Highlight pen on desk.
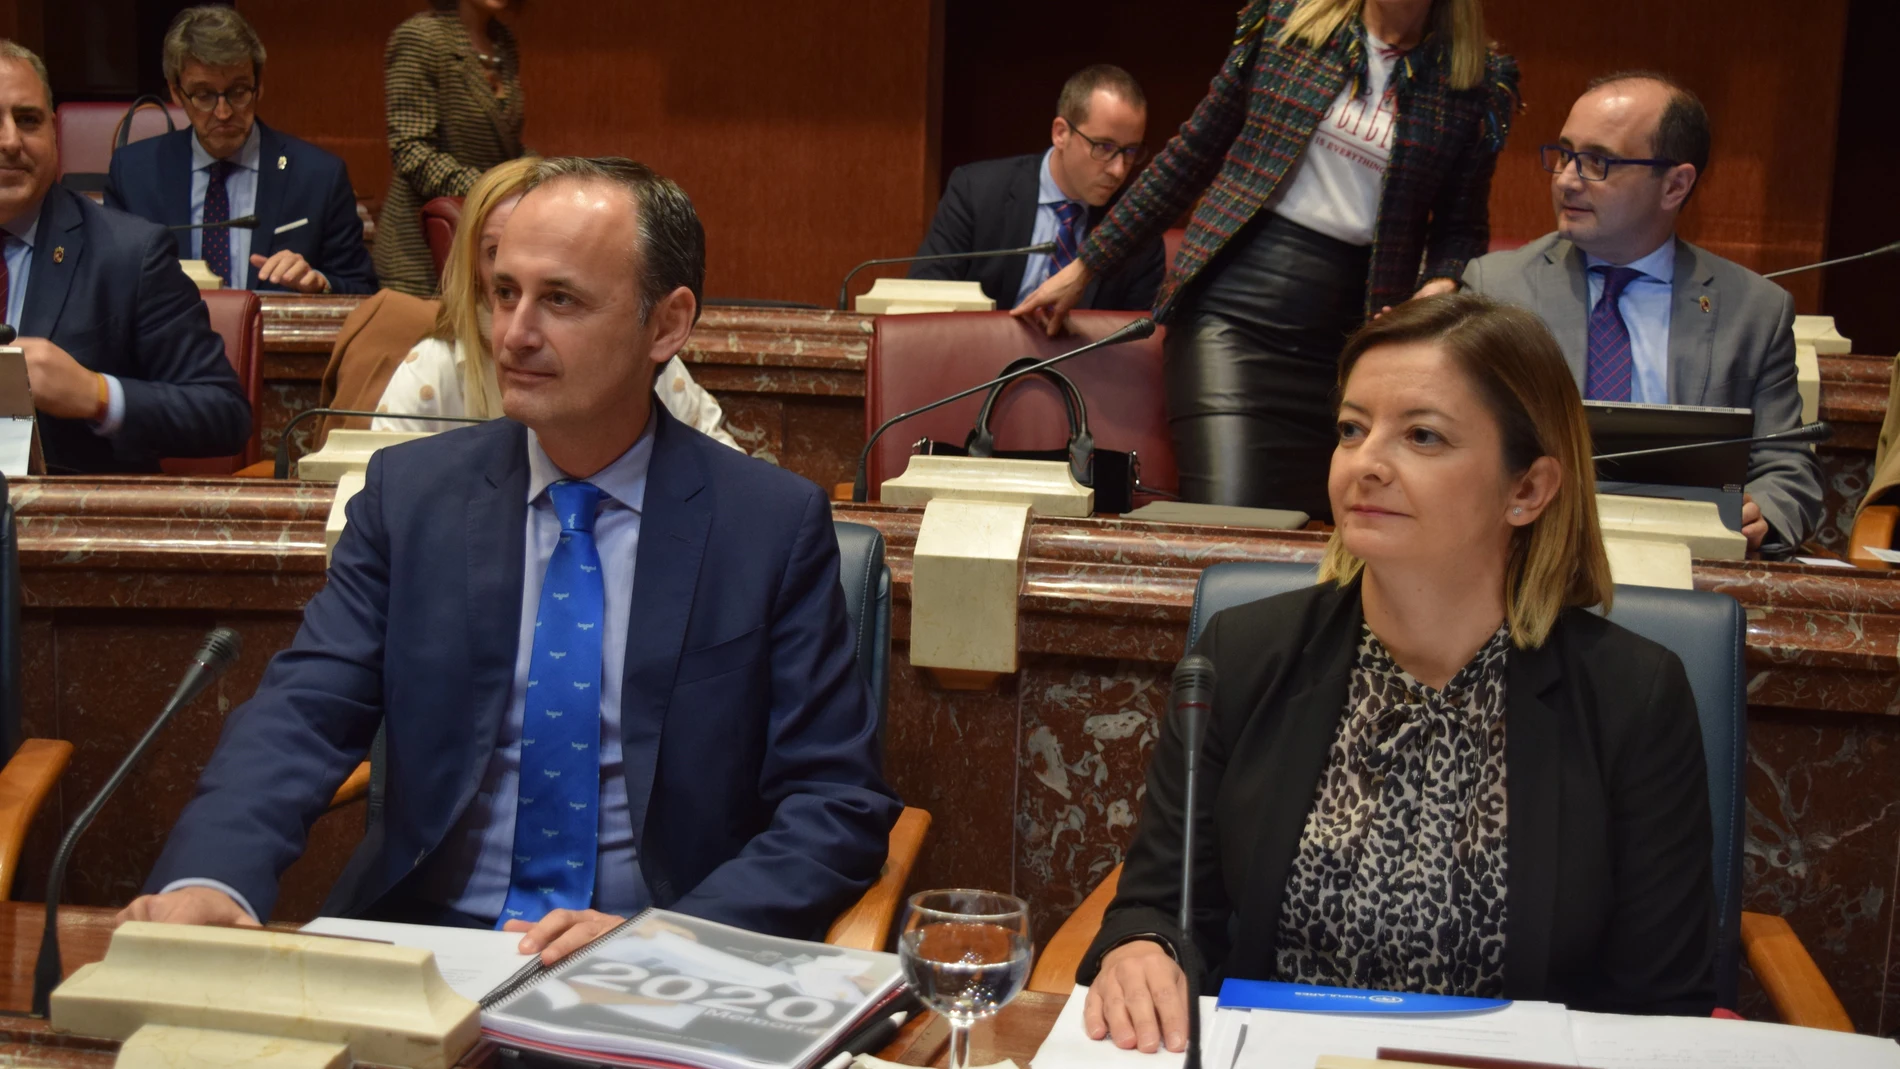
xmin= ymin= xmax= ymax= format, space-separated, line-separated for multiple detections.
xmin=821 ymin=1010 xmax=910 ymax=1069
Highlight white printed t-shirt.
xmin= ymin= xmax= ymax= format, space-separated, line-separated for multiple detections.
xmin=1271 ymin=40 xmax=1404 ymax=247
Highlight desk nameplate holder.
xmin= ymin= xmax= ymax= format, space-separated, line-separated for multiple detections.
xmin=1792 ymin=315 xmax=1849 ymax=427
xmin=1597 ymin=491 xmax=1745 ymax=590
xmin=296 ymin=429 xmax=434 ymax=559
xmin=0 ymin=346 xmax=45 ymax=477
xmin=50 ymin=921 xmax=479 ymax=1069
xmin=881 ymin=455 xmax=1092 ymax=688
xmin=854 ymin=278 xmax=995 ymax=315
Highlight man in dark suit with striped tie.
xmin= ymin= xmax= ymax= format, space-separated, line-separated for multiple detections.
xmin=910 ymin=65 xmax=1166 ymax=313
xmin=105 ymin=6 xmax=376 ymax=295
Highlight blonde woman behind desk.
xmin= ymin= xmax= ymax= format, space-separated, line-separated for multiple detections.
xmin=373 ymin=158 xmax=737 ymax=447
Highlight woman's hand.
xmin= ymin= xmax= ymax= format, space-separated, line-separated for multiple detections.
xmin=1011 ymin=260 xmax=1096 ymax=337
xmin=1082 ymin=939 xmax=1190 ymax=1053
xmin=1373 ymin=276 xmax=1460 ymax=320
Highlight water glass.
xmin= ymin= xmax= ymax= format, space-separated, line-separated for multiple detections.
xmin=897 ymin=889 xmax=1032 ymax=1069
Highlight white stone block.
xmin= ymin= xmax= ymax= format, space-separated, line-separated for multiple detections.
xmin=908 ymin=498 xmax=1031 ymax=675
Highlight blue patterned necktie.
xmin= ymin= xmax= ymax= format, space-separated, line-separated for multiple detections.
xmin=1584 ymin=266 xmax=1643 ymax=402
xmin=203 ymin=159 xmax=233 ymax=286
xmin=1048 ymin=201 xmax=1085 ymax=279
xmin=500 ymin=480 xmax=606 ymax=926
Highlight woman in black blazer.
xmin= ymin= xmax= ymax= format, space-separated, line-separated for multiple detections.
xmin=1078 ymin=293 xmax=1717 ymax=1054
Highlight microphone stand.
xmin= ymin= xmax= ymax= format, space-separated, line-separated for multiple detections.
xmin=1595 ymin=421 xmax=1833 ymax=462
xmin=848 ymin=318 xmax=1155 ymax=503
xmin=167 ymin=213 xmax=259 ymax=232
xmin=31 ymin=629 xmax=243 ymax=1018
xmin=273 ymin=407 xmax=488 ymax=479
xmin=835 ymin=242 xmax=1056 ymax=311
xmin=1763 ymin=241 xmax=1900 ymax=279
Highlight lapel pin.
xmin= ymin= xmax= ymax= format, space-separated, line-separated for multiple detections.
xmin=277 ymin=155 xmax=287 ymax=170
xmin=52 ymin=246 xmax=63 ymax=264
xmin=1699 ymin=295 xmax=1711 ymax=314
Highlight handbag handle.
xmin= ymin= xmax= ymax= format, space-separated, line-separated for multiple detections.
xmin=965 ymin=357 xmax=1095 ymax=485
xmin=113 ymin=95 xmax=179 ymax=151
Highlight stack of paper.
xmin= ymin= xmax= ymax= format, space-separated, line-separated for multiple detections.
xmin=1030 ymin=985 xmax=1900 ymax=1069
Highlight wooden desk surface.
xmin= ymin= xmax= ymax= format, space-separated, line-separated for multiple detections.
xmin=0 ymin=902 xmax=1064 ymax=1069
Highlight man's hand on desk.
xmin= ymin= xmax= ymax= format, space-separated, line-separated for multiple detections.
xmin=18 ymin=338 xmax=106 ymax=420
xmin=250 ymin=250 xmax=331 ymax=294
xmin=1741 ymin=494 xmax=1768 ymax=555
xmin=116 ymin=885 xmax=259 ymax=927
xmin=1085 ymin=938 xmax=1189 ymax=1054
xmin=504 ymin=907 xmax=626 ymax=966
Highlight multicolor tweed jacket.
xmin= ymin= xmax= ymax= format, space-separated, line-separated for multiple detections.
xmin=1080 ymin=0 xmax=1520 ymax=322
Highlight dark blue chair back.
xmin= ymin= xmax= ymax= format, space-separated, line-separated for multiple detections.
xmin=1188 ymin=561 xmax=1747 ymax=1009
xmin=832 ymin=521 xmax=892 ymax=741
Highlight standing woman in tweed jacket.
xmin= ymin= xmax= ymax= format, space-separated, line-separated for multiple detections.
xmin=1016 ymin=0 xmax=1518 ymax=520
xmin=373 ymin=0 xmax=526 ymax=297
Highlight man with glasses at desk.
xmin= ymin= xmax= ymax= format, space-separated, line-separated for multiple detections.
xmin=1463 ymin=71 xmax=1820 ymax=555
xmin=909 ymin=64 xmax=1165 ymax=313
xmin=106 ymin=6 xmax=377 ymax=295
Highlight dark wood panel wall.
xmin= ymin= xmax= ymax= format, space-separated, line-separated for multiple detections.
xmin=941 ymin=0 xmax=1853 ymax=315
xmin=236 ymin=0 xmax=945 ymax=307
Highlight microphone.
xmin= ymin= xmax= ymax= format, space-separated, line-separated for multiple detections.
xmin=835 ymin=242 xmax=1057 ymax=311
xmin=1594 ymin=420 xmax=1833 ymax=462
xmin=32 ymin=627 xmax=242 ymax=1018
xmin=273 ymin=407 xmax=488 ymax=479
xmin=849 ymin=316 xmax=1156 ymax=503
xmin=1171 ymin=653 xmax=1215 ymax=1069
xmin=1763 ymin=240 xmax=1900 ymax=280
xmin=167 ymin=214 xmax=258 ymax=232
xmin=0 ymin=324 xmax=15 ymax=345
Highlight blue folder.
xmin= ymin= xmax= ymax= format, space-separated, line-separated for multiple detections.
xmin=1217 ymin=979 xmax=1509 ymax=1015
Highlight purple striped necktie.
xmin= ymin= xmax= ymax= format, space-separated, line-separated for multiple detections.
xmin=1048 ymin=201 xmax=1085 ymax=278
xmin=1584 ymin=265 xmax=1644 ymax=402
xmin=203 ymin=160 xmax=234 ymax=287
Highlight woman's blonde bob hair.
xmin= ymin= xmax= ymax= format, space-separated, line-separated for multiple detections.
xmin=1279 ymin=0 xmax=1489 ymax=91
xmin=1318 ymin=292 xmax=1614 ymax=647
xmin=433 ymin=155 xmax=540 ymax=419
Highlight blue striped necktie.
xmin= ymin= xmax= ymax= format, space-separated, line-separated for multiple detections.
xmin=1049 ymin=201 xmax=1085 ymax=279
xmin=500 ymin=479 xmax=606 ymax=926
xmin=1585 ymin=266 xmax=1643 ymax=402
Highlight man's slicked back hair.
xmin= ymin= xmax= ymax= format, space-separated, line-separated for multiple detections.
xmin=0 ymin=41 xmax=52 ymax=111
xmin=522 ymin=156 xmax=707 ymax=325
xmin=163 ymin=5 xmax=268 ymax=84
xmin=1057 ymin=64 xmax=1146 ymax=128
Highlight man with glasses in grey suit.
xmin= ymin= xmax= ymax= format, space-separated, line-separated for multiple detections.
xmin=1464 ymin=71 xmax=1820 ymax=556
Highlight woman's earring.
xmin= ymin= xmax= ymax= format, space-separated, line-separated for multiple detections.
xmin=1512 ymin=507 xmax=1524 ymax=517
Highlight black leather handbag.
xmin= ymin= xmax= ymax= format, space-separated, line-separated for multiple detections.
xmin=912 ymin=358 xmax=1139 ymax=514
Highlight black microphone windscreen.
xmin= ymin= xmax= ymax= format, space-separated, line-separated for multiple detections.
xmin=1118 ymin=317 xmax=1158 ymax=341
xmin=196 ymin=627 xmax=242 ymax=671
xmin=1171 ymin=653 xmax=1216 ymax=708
xmin=0 ymin=324 xmax=15 ymax=345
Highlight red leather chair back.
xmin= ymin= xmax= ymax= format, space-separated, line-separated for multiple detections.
xmin=162 ymin=289 xmax=262 ymax=475
xmin=55 ymin=101 xmax=190 ymax=184
xmin=422 ymin=197 xmax=465 ymax=276
xmin=865 ymin=311 xmax=1175 ymax=507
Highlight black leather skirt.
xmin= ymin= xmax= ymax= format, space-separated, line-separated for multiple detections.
xmin=1164 ymin=212 xmax=1370 ymax=521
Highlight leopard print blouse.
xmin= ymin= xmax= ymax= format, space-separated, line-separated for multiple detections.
xmin=1272 ymin=623 xmax=1512 ymax=996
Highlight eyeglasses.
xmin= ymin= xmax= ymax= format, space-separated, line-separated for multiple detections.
xmin=1539 ymin=144 xmax=1677 ymax=182
xmin=179 ymin=85 xmax=256 ymax=113
xmin=1068 ymin=126 xmax=1146 ymax=165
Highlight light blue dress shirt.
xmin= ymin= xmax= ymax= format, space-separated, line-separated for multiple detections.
xmin=2 ymin=207 xmax=35 ymax=329
xmin=3 ymin=205 xmax=125 ymax=434
xmin=1015 ymin=149 xmax=1088 ymax=306
xmin=190 ymin=124 xmax=260 ymax=290
xmin=167 ymin=422 xmax=652 ymax=924
xmin=1584 ymin=239 xmax=1676 ymax=406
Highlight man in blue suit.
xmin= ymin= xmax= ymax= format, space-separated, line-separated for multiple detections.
xmin=0 ymin=43 xmax=250 ymax=474
xmin=106 ymin=6 xmax=376 ymax=295
xmin=124 ymin=157 xmax=899 ymax=960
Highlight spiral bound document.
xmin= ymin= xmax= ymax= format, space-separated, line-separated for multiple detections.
xmin=310 ymin=909 xmax=906 ymax=1069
